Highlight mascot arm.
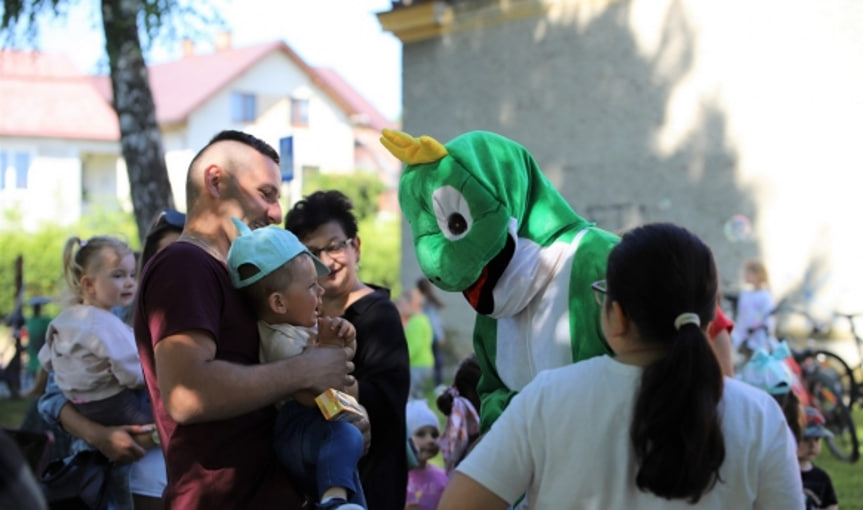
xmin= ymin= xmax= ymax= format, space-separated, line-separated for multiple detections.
xmin=473 ymin=314 xmax=517 ymax=434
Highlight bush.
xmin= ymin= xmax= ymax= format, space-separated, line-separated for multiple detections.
xmin=0 ymin=208 xmax=138 ymax=317
xmin=357 ymin=215 xmax=401 ymax=297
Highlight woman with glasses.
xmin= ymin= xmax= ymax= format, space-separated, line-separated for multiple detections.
xmin=285 ymin=190 xmax=410 ymax=510
xmin=439 ymin=223 xmax=803 ymax=509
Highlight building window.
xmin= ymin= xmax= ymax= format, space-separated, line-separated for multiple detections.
xmin=0 ymin=150 xmax=30 ymax=190
xmin=231 ymin=92 xmax=257 ymax=122
xmin=291 ymin=98 xmax=309 ymax=127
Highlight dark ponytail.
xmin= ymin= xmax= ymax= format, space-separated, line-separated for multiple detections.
xmin=437 ymin=353 xmax=481 ymax=416
xmin=607 ymin=223 xmax=725 ymax=503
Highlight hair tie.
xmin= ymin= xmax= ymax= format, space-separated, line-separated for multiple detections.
xmin=674 ymin=313 xmax=701 ymax=330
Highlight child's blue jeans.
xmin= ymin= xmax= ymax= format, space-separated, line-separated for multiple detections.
xmin=274 ymin=400 xmax=366 ymax=507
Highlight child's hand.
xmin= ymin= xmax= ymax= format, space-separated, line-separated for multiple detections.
xmin=317 ymin=316 xmax=357 ymax=359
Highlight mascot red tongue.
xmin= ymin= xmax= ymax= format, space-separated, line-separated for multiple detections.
xmin=382 ymin=128 xmax=618 ymax=432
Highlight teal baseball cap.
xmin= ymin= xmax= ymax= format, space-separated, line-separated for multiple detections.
xmin=227 ymin=217 xmax=329 ymax=288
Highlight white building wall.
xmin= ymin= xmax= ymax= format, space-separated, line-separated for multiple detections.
xmin=0 ymin=137 xmax=118 ymax=230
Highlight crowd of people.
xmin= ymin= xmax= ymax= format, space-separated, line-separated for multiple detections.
xmin=1 ymin=129 xmax=840 ymax=510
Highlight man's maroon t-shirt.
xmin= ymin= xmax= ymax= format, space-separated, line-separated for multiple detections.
xmin=134 ymin=242 xmax=301 ymax=509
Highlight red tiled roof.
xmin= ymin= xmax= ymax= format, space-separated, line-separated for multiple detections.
xmin=0 ymin=50 xmax=119 ymax=140
xmin=1 ymin=41 xmax=394 ymax=140
xmin=311 ymin=67 xmax=397 ymax=131
xmin=94 ymin=40 xmax=395 ymax=130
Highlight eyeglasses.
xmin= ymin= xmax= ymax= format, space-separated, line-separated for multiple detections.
xmin=591 ymin=279 xmax=607 ymax=306
xmin=308 ymin=238 xmax=353 ymax=259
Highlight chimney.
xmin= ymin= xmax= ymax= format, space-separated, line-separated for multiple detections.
xmin=182 ymin=38 xmax=195 ymax=57
xmin=215 ymin=31 xmax=232 ymax=51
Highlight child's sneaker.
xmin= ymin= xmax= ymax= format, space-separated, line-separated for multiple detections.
xmin=315 ymin=498 xmax=364 ymax=510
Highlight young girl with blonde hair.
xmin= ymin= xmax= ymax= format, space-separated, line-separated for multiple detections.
xmin=731 ymin=258 xmax=777 ymax=359
xmin=40 ymin=236 xmax=151 ymax=426
xmin=39 ymin=235 xmax=166 ymax=509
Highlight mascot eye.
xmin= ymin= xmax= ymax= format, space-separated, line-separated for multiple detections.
xmin=448 ymin=214 xmax=467 ymax=235
xmin=432 ymin=185 xmax=473 ymax=241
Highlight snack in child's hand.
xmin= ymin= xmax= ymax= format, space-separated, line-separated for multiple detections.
xmin=315 ymin=388 xmax=364 ymax=421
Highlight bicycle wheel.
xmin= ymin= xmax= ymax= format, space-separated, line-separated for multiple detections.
xmin=810 ymin=370 xmax=860 ymax=462
xmin=813 ymin=350 xmax=859 ymax=409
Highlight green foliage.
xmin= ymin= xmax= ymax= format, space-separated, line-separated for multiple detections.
xmin=357 ymin=215 xmax=401 ymax=296
xmin=0 ymin=0 xmax=222 ymax=54
xmin=303 ymin=171 xmax=386 ymax=223
xmin=302 ymin=171 xmax=400 ymax=295
xmin=0 ymin=208 xmax=138 ymax=317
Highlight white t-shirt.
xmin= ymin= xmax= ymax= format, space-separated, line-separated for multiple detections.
xmin=257 ymin=321 xmax=314 ymax=362
xmin=732 ymin=289 xmax=776 ymax=351
xmin=457 ymin=356 xmax=803 ymax=509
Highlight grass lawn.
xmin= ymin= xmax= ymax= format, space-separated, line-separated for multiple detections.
xmin=818 ymin=405 xmax=863 ymax=509
xmin=0 ymin=395 xmax=35 ymax=428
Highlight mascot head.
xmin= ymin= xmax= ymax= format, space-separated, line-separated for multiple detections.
xmin=383 ymin=129 xmax=587 ymax=314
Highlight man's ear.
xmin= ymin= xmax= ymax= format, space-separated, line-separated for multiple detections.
xmin=267 ymin=291 xmax=287 ymax=315
xmin=353 ymin=236 xmax=361 ymax=262
xmin=203 ymin=164 xmax=223 ymax=197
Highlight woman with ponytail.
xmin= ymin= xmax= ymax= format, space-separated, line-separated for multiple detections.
xmin=439 ymin=223 xmax=803 ymax=509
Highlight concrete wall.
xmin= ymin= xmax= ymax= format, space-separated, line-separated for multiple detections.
xmin=391 ymin=0 xmax=863 ymax=356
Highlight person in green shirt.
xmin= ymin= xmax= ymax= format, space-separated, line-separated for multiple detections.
xmin=398 ymin=289 xmax=434 ymax=399
xmin=24 ymin=297 xmax=52 ymax=389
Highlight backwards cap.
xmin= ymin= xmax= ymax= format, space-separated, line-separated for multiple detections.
xmin=226 ymin=217 xmax=328 ymax=288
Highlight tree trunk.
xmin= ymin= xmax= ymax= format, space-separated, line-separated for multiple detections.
xmin=101 ymin=0 xmax=174 ymax=243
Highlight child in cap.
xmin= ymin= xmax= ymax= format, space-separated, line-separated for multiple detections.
xmin=798 ymin=407 xmax=838 ymax=510
xmin=737 ymin=341 xmax=806 ymax=441
xmin=405 ymin=399 xmax=448 ymax=510
xmin=226 ymin=218 xmax=366 ymax=510
xmin=731 ymin=258 xmax=777 ymax=361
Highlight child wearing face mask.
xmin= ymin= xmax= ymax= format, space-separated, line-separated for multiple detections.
xmin=405 ymin=399 xmax=448 ymax=510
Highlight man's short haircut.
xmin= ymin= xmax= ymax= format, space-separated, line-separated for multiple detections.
xmin=185 ymin=130 xmax=279 ymax=210
xmin=191 ymin=130 xmax=279 ymax=167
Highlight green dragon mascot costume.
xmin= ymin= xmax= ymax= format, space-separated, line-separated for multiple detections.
xmin=382 ymin=128 xmax=619 ymax=432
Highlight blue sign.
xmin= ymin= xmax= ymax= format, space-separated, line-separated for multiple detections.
xmin=279 ymin=136 xmax=294 ymax=182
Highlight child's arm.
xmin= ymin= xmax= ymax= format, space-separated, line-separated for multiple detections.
xmin=316 ymin=316 xmax=359 ymax=397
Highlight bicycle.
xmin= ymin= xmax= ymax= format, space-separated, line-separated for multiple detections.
xmin=826 ymin=311 xmax=863 ymax=409
xmin=734 ymin=300 xmax=860 ymax=463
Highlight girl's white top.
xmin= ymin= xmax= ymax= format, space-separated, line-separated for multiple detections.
xmin=457 ymin=355 xmax=803 ymax=509
xmin=38 ymin=304 xmax=144 ymax=402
